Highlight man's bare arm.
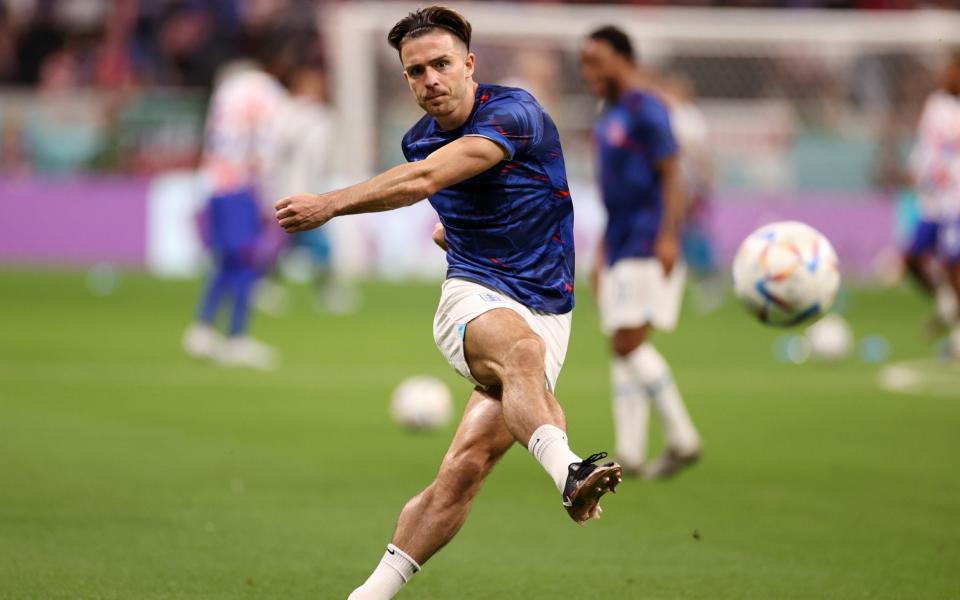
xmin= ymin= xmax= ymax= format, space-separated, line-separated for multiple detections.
xmin=654 ymin=155 xmax=686 ymax=275
xmin=276 ymin=136 xmax=507 ymax=233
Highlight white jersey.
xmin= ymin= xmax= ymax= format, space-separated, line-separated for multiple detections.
xmin=200 ymin=65 xmax=286 ymax=196
xmin=910 ymin=90 xmax=960 ymax=219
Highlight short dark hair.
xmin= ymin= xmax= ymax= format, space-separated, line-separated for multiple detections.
xmin=589 ymin=25 xmax=635 ymax=63
xmin=387 ymin=6 xmax=472 ymax=54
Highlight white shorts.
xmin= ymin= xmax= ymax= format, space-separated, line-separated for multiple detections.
xmin=599 ymin=258 xmax=686 ymax=335
xmin=433 ymin=278 xmax=571 ymax=392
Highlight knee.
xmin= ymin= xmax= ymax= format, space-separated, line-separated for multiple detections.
xmin=612 ymin=328 xmax=648 ymax=357
xmin=503 ymin=335 xmax=546 ymax=377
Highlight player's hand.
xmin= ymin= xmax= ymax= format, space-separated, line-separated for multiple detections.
xmin=432 ymin=223 xmax=448 ymax=252
xmin=275 ymin=193 xmax=336 ymax=233
xmin=655 ymin=233 xmax=681 ymax=276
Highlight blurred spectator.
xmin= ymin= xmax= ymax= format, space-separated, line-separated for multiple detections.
xmin=22 ymin=48 xmax=107 ymax=173
xmin=0 ymin=0 xmax=956 ymax=179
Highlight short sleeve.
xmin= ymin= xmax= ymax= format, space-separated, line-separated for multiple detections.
xmin=401 ymin=132 xmax=413 ymax=162
xmin=630 ymin=99 xmax=678 ymax=164
xmin=464 ymin=95 xmax=544 ymax=159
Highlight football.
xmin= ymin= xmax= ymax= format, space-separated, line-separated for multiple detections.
xmin=733 ymin=221 xmax=840 ymax=327
xmin=806 ymin=313 xmax=854 ymax=361
xmin=390 ymin=376 xmax=454 ymax=431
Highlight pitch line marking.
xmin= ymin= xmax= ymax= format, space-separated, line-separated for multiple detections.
xmin=877 ymin=358 xmax=960 ymax=400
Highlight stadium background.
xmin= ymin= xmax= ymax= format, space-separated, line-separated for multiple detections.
xmin=1 ymin=1 xmax=959 ymax=598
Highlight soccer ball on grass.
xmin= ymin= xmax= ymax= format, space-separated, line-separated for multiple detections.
xmin=391 ymin=376 xmax=453 ymax=431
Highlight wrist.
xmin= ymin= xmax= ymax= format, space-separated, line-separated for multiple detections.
xmin=326 ymin=192 xmax=346 ymax=218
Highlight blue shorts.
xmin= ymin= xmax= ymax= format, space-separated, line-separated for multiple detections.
xmin=906 ymin=219 xmax=938 ymax=256
xmin=907 ymin=218 xmax=960 ymax=264
xmin=205 ymin=188 xmax=263 ymax=257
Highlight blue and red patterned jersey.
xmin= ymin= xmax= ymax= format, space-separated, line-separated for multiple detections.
xmin=402 ymin=83 xmax=575 ymax=314
xmin=595 ymin=89 xmax=678 ymax=265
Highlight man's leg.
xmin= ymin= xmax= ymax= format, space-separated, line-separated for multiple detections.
xmin=183 ymin=255 xmax=233 ymax=359
xmin=612 ymin=326 xmax=701 ymax=479
xmin=463 ymin=308 xmax=619 ymax=523
xmin=227 ymin=255 xmax=259 ymax=337
xmin=904 ymin=220 xmax=940 ymax=294
xmin=610 ymin=326 xmax=652 ymax=474
xmin=904 ymin=252 xmax=937 ymax=294
xmin=348 ymin=387 xmax=514 ymax=599
xmin=198 ymin=256 xmax=233 ymax=326
xmin=463 ymin=308 xmax=564 ymax=443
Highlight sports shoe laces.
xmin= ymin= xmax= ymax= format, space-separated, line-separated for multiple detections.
xmin=572 ymin=452 xmax=608 ymax=480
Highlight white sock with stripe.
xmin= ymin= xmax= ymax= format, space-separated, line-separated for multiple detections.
xmin=347 ymin=544 xmax=420 ymax=600
xmin=612 ymin=358 xmax=650 ymax=469
xmin=624 ymin=343 xmax=700 ymax=453
xmin=528 ymin=424 xmax=582 ymax=492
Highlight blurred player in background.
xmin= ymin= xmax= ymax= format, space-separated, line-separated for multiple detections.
xmin=907 ymin=50 xmax=960 ymax=353
xmin=275 ymin=7 xmax=621 ymax=599
xmin=659 ymin=71 xmax=722 ymax=314
xmin=581 ymin=26 xmax=702 ymax=479
xmin=261 ymin=64 xmax=358 ymax=315
xmin=182 ymin=54 xmax=286 ymax=370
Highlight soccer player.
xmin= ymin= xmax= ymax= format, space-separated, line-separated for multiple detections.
xmin=274 ymin=7 xmax=621 ymax=599
xmin=580 ymin=26 xmax=702 ymax=479
xmin=182 ymin=59 xmax=286 ymax=370
xmin=908 ymin=50 xmax=960 ymax=352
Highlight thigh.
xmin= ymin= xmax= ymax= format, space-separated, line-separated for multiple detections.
xmin=439 ymin=386 xmax=515 ymax=470
xmin=462 ymin=307 xmax=541 ymax=387
xmin=525 ymin=311 xmax=572 ymax=393
xmin=612 ymin=324 xmax=651 ymax=357
xmin=433 ymin=279 xmax=522 ymax=387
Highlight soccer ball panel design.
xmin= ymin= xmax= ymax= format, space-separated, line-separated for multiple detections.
xmin=733 ymin=221 xmax=840 ymax=327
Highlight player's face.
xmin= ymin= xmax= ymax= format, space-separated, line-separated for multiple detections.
xmin=580 ymin=39 xmax=620 ymax=101
xmin=401 ymin=31 xmax=475 ymax=119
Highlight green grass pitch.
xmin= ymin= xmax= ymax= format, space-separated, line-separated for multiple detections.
xmin=1 ymin=270 xmax=958 ymax=599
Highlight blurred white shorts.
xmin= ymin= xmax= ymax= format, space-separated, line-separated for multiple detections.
xmin=599 ymin=258 xmax=686 ymax=335
xmin=433 ymin=278 xmax=571 ymax=393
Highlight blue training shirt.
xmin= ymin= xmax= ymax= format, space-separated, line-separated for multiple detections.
xmin=595 ymin=89 xmax=678 ymax=265
xmin=402 ymin=83 xmax=575 ymax=314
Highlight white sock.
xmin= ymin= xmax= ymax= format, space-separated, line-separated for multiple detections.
xmin=347 ymin=544 xmax=420 ymax=600
xmin=528 ymin=424 xmax=582 ymax=492
xmin=935 ymin=281 xmax=958 ymax=325
xmin=611 ymin=358 xmax=650 ymax=468
xmin=624 ymin=343 xmax=700 ymax=454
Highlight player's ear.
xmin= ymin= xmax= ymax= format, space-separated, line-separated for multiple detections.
xmin=464 ymin=52 xmax=476 ymax=79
